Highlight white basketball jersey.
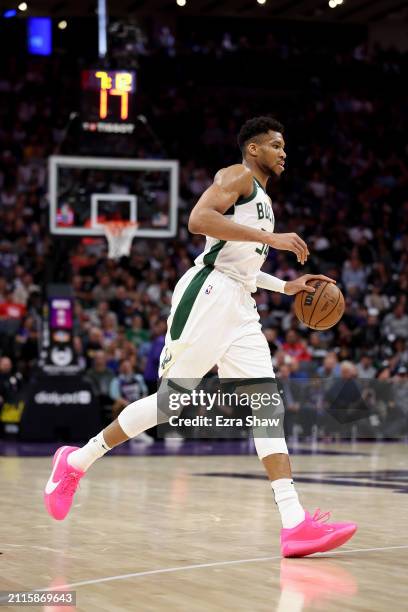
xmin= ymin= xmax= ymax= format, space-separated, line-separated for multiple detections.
xmin=194 ymin=176 xmax=275 ymax=292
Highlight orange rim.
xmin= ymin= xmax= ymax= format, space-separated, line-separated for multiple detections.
xmin=103 ymin=221 xmax=138 ymax=236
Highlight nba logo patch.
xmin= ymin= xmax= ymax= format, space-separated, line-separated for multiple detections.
xmin=205 ymin=284 xmax=213 ymax=295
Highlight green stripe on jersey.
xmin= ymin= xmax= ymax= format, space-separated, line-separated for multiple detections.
xmin=170 ymin=265 xmax=213 ymax=341
xmin=203 ymin=240 xmax=226 ymax=266
xmin=253 ymin=177 xmax=266 ymax=193
xmin=235 ymin=178 xmax=257 ymax=206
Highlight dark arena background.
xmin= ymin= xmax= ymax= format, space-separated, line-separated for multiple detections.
xmin=0 ymin=1 xmax=407 ymax=610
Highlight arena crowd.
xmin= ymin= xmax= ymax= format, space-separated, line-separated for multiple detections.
xmin=0 ymin=21 xmax=407 ymax=433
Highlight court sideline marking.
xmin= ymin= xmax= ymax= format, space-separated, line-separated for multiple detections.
xmin=35 ymin=544 xmax=408 ymax=591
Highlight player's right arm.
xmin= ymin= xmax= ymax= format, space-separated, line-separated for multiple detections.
xmin=188 ymin=164 xmax=309 ymax=264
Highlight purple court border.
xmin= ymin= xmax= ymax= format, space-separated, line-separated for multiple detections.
xmin=0 ymin=439 xmax=368 ymax=457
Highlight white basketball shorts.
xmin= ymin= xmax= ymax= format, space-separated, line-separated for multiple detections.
xmin=158 ymin=265 xmax=275 ymax=381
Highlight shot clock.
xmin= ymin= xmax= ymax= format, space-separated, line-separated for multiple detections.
xmin=81 ymin=69 xmax=136 ymax=134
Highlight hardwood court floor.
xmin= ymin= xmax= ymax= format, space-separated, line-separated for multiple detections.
xmin=0 ymin=442 xmax=407 ymax=611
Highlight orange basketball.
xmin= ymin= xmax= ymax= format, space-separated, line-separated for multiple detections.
xmin=294 ymin=280 xmax=345 ymax=330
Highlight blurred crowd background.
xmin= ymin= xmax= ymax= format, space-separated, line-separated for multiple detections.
xmin=0 ymin=16 xmax=407 ymax=435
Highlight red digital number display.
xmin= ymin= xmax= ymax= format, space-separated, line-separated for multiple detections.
xmin=95 ymin=71 xmax=133 ymax=120
xmin=81 ymin=69 xmax=136 ymax=133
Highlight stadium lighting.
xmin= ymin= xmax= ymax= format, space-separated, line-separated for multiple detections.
xmin=257 ymin=0 xmax=267 ymax=4
xmin=176 ymin=0 xmax=186 ymax=6
xmin=328 ymin=0 xmax=337 ymax=7
xmin=98 ymin=0 xmax=107 ymax=58
xmin=18 ymin=2 xmax=28 ymax=10
xmin=58 ymin=20 xmax=67 ymax=29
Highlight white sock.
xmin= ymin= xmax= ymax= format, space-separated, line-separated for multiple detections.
xmin=68 ymin=394 xmax=159 ymax=472
xmin=68 ymin=432 xmax=111 ymax=472
xmin=271 ymin=478 xmax=305 ymax=529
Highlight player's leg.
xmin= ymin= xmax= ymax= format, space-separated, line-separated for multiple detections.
xmin=61 ymin=267 xmax=207 ymax=474
xmin=217 ymin=330 xmax=305 ymax=528
xmin=44 ymin=266 xmax=233 ymax=520
xmin=218 ymin=300 xmax=357 ymax=557
xmin=43 ymin=392 xmax=160 ymax=520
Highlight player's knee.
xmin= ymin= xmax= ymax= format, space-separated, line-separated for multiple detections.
xmin=254 ymin=437 xmax=289 ymax=459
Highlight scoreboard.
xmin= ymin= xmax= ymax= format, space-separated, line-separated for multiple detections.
xmin=81 ymin=69 xmax=136 ymax=134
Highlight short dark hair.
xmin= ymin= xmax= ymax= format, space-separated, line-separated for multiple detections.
xmin=237 ymin=116 xmax=284 ymax=153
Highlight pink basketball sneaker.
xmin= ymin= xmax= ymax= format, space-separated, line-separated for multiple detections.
xmin=44 ymin=446 xmax=84 ymax=520
xmin=281 ymin=509 xmax=357 ymax=558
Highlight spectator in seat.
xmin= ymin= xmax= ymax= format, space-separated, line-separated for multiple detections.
xmin=282 ymin=330 xmax=311 ymax=362
xmin=307 ymin=332 xmax=328 ymax=364
xmin=382 ymin=302 xmax=408 ymax=341
xmin=109 ymin=286 xmax=130 ymax=326
xmin=278 ymin=363 xmax=302 ymax=437
xmin=144 ymin=318 xmax=166 ymax=393
xmin=84 ymin=327 xmax=104 ymax=368
xmin=73 ymin=336 xmax=87 ymax=371
xmin=316 ymin=352 xmax=341 ymax=379
xmin=12 ymin=272 xmax=40 ymax=306
xmin=383 ymin=366 xmax=408 ymax=438
xmin=263 ymin=327 xmax=281 ymax=356
xmin=364 ymin=282 xmax=390 ymax=314
xmin=0 ymin=291 xmax=26 ymax=320
xmin=85 ymin=351 xmax=114 ymax=422
xmin=88 ymin=300 xmax=116 ymax=328
xmin=289 ymin=356 xmax=309 ymax=380
xmin=92 ymin=274 xmax=117 ymax=302
xmin=110 ymin=358 xmax=149 ymax=421
xmin=126 ymin=314 xmax=150 ymax=348
xmin=0 ymin=356 xmax=23 ymax=412
xmin=342 ymin=255 xmax=367 ymax=294
xmin=0 ymin=277 xmax=8 ymax=302
xmin=15 ymin=315 xmax=39 ymax=371
xmin=0 ymin=242 xmax=18 ymax=281
xmin=356 ymin=309 xmax=381 ymax=352
xmin=356 ymin=354 xmax=376 ymax=379
xmin=392 ymin=366 xmax=408 ymax=417
xmin=392 ymin=337 xmax=408 ymax=367
xmin=101 ymin=313 xmax=119 ymax=348
xmin=323 ymin=361 xmax=360 ymax=435
xmin=273 ymin=349 xmax=292 ymax=372
xmin=275 ymin=256 xmax=297 ymax=283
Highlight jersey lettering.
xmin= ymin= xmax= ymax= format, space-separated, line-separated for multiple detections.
xmin=255 ymin=243 xmax=269 ymax=257
xmin=256 ymin=201 xmax=272 ymax=221
xmin=255 ymin=228 xmax=269 ymax=258
xmin=195 ymin=178 xmax=275 ymax=291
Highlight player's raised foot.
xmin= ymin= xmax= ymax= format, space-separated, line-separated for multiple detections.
xmin=44 ymin=446 xmax=85 ymax=521
xmin=281 ymin=509 xmax=357 ymax=558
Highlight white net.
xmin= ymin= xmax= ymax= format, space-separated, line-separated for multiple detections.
xmin=103 ymin=221 xmax=138 ymax=259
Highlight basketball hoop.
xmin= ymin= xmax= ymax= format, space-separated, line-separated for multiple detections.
xmin=102 ymin=221 xmax=138 ymax=259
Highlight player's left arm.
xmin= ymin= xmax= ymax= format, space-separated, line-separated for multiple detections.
xmin=256 ymin=273 xmax=336 ymax=295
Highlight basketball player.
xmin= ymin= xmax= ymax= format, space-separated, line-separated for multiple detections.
xmin=44 ymin=117 xmax=357 ymax=557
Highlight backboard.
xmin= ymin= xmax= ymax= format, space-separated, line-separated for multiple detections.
xmin=49 ymin=155 xmax=179 ymax=238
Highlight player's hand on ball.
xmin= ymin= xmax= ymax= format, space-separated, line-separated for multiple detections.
xmin=266 ymin=233 xmax=309 ymax=264
xmin=284 ymin=274 xmax=336 ymax=295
